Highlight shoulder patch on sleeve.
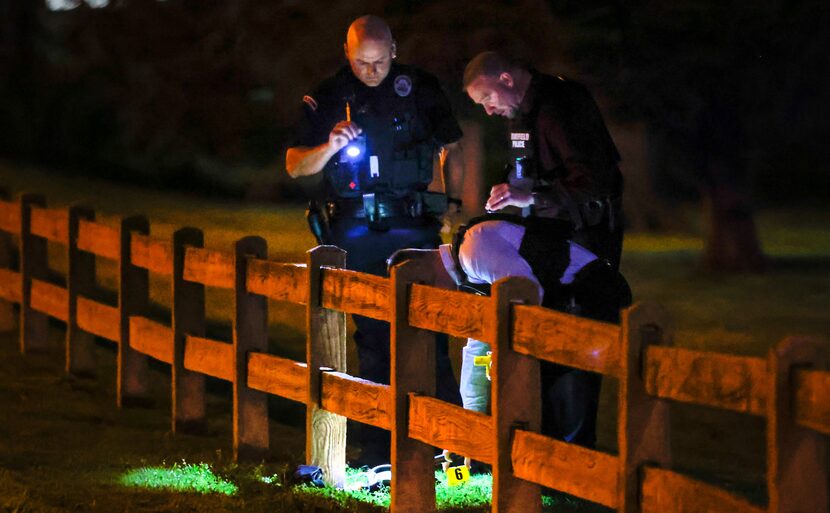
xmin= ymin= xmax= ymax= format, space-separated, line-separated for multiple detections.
xmin=302 ymin=95 xmax=318 ymax=111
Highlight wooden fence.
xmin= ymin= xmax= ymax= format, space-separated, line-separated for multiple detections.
xmin=0 ymin=188 xmax=827 ymax=513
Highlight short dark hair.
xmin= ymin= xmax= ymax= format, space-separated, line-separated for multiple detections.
xmin=463 ymin=51 xmax=515 ymax=89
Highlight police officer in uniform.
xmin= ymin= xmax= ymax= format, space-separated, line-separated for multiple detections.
xmin=285 ymin=15 xmax=465 ymax=465
xmin=449 ymin=51 xmax=627 ymax=447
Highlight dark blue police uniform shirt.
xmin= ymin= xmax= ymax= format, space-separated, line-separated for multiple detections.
xmin=292 ymin=63 xmax=463 ymax=150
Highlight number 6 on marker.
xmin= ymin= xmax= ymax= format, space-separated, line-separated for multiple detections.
xmin=447 ymin=465 xmax=470 ymax=486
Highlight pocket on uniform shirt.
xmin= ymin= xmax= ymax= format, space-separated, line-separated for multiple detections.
xmin=390 ymin=159 xmax=421 ymax=190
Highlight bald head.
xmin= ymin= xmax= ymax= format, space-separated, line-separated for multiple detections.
xmin=346 ymin=15 xmax=393 ymax=48
xmin=344 ymin=15 xmax=396 ymax=87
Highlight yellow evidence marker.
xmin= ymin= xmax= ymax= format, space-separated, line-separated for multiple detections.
xmin=473 ymin=352 xmax=493 ymax=381
xmin=447 ymin=464 xmax=470 ymax=486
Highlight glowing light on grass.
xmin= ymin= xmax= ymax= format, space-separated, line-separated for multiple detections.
xmin=119 ymin=462 xmax=238 ymax=495
xmin=295 ymin=468 xmax=495 ymax=509
xmin=295 ymin=468 xmax=590 ymax=509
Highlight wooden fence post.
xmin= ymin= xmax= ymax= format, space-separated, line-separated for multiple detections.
xmin=305 ymin=246 xmax=347 ymax=488
xmin=767 ymin=336 xmax=828 ymax=513
xmin=19 ymin=193 xmax=49 ymax=353
xmin=118 ymin=215 xmax=151 ymax=408
xmin=491 ymin=277 xmax=542 ymax=513
xmin=618 ymin=302 xmax=671 ymax=513
xmin=233 ymin=236 xmax=269 ymax=461
xmin=390 ymin=259 xmax=436 ymax=513
xmin=172 ymin=228 xmax=206 ymax=433
xmin=0 ymin=187 xmax=15 ymax=333
xmin=66 ymin=205 xmax=97 ymax=376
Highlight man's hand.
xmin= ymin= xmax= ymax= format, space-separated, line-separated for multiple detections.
xmin=485 ymin=183 xmax=533 ymax=211
xmin=328 ymin=120 xmax=362 ymax=153
xmin=286 ymin=120 xmax=363 ymax=178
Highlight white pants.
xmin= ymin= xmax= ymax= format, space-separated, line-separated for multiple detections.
xmin=455 ymin=220 xmax=597 ymax=413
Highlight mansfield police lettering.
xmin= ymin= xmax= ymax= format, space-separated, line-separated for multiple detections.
xmin=511 ymin=132 xmax=530 ymax=148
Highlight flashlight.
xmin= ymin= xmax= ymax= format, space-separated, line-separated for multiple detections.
xmin=342 ymin=101 xmax=366 ymax=162
xmin=343 ymin=135 xmax=366 ymax=162
xmin=345 ymin=143 xmax=361 ymax=158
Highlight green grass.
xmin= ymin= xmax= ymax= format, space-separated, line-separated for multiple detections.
xmin=120 ymin=462 xmax=239 ymax=495
xmin=296 ymin=469 xmax=608 ymax=512
xmin=294 ymin=468 xmax=495 ymax=510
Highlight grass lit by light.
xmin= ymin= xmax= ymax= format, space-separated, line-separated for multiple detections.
xmin=295 ymin=468 xmax=495 ymax=509
xmin=119 ymin=462 xmax=238 ymax=495
xmin=296 ymin=468 xmax=594 ymax=510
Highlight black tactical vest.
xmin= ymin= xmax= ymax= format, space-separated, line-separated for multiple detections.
xmin=324 ymin=71 xmax=435 ymax=199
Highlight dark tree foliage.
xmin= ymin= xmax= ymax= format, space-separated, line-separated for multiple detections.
xmin=0 ymin=0 xmax=388 ymax=196
xmin=0 ymin=0 xmax=569 ymax=197
xmin=0 ymin=0 xmax=826 ymax=227
xmin=544 ymin=0 xmax=829 ymax=271
xmin=545 ymin=0 xmax=830 ymax=203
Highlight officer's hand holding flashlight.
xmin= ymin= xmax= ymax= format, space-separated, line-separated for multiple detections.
xmin=485 ymin=183 xmax=533 ymax=211
xmin=328 ymin=120 xmax=362 ymax=153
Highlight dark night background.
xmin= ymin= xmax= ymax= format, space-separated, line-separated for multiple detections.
xmin=1 ymin=0 xmax=828 ymax=270
xmin=0 ymin=3 xmax=828 ymax=511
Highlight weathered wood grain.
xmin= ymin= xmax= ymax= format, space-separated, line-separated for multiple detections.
xmin=184 ymin=246 xmax=234 ymax=289
xmin=129 ymin=315 xmax=173 ymax=364
xmin=184 ymin=335 xmax=233 ymax=381
xmin=246 ymin=352 xmax=309 ymax=404
xmin=0 ymin=198 xmax=19 ymax=235
xmin=645 ymin=345 xmax=767 ymax=416
xmin=119 ymin=216 xmax=152 ymax=407
xmin=618 ymin=302 xmax=672 ymax=513
xmin=513 ymin=304 xmax=621 ymax=376
xmin=130 ymin=233 xmax=173 ymax=275
xmin=29 ymin=206 xmax=69 ymax=244
xmin=172 ymin=228 xmax=207 ymax=434
xmin=0 ymin=268 xmax=21 ymax=303
xmin=0 ymin=190 xmax=14 ymax=332
xmin=408 ymin=283 xmax=490 ymax=341
xmin=390 ymin=260 xmax=438 ymax=513
xmin=30 ymin=278 xmax=68 ymax=321
xmin=20 ymin=194 xmax=49 ymax=352
xmin=767 ymin=337 xmax=828 ymax=513
xmin=77 ymin=219 xmax=119 ymax=260
xmin=66 ymin=206 xmax=97 ymax=376
xmin=321 ymin=268 xmax=389 ymax=320
xmin=641 ymin=466 xmax=764 ymax=513
xmin=408 ymin=394 xmax=494 ymax=464
xmin=233 ymin=237 xmax=270 ymax=462
xmin=321 ymin=372 xmax=392 ymax=430
xmin=512 ymin=430 xmax=618 ymax=508
xmin=306 ymin=246 xmax=347 ymax=488
xmin=246 ymin=259 xmax=307 ymax=304
xmin=76 ymin=295 xmax=119 ymax=342
xmin=795 ymin=368 xmax=830 ymax=435
xmin=491 ymin=278 xmax=542 ymax=513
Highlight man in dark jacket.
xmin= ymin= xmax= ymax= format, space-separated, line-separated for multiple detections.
xmin=452 ymin=51 xmax=628 ymax=447
xmin=463 ymin=51 xmax=623 ymax=269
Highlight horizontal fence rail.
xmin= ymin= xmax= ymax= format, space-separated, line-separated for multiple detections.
xmin=0 ymin=191 xmax=826 ymax=513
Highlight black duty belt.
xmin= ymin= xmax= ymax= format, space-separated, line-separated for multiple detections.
xmin=327 ymin=197 xmax=411 ymax=220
